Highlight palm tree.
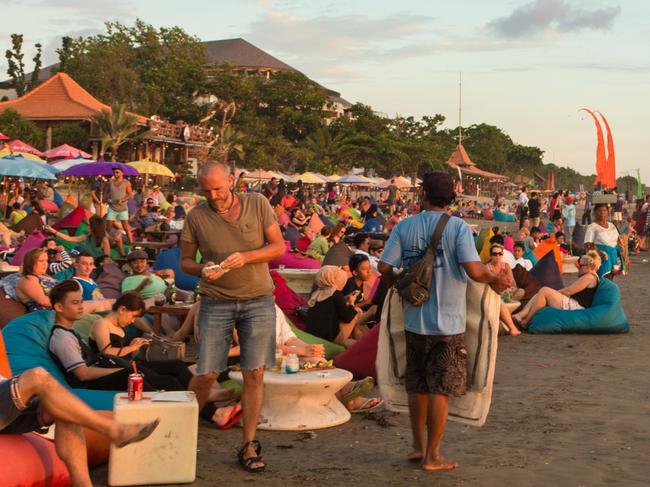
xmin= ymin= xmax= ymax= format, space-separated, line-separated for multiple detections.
xmin=210 ymin=125 xmax=245 ymax=173
xmin=302 ymin=126 xmax=344 ymax=173
xmin=91 ymin=104 xmax=141 ymax=161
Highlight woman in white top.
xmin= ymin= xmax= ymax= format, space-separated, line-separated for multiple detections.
xmin=583 ymin=204 xmax=621 ymax=278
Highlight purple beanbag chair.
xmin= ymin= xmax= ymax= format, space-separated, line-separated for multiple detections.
xmin=333 ymin=325 xmax=380 ymax=380
xmin=11 ymin=231 xmax=46 ymax=266
xmin=529 ymin=251 xmax=564 ymax=291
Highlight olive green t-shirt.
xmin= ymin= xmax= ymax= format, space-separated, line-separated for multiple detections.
xmin=181 ymin=192 xmax=277 ymax=300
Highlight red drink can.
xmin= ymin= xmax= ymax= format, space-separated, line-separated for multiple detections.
xmin=128 ymin=373 xmax=143 ymax=401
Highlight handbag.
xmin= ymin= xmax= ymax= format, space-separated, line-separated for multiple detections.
xmin=143 ymin=333 xmax=186 ymax=361
xmin=394 ymin=213 xmax=449 ymax=306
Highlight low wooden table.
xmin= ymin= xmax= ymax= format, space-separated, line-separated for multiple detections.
xmin=147 ymin=302 xmax=193 ymax=335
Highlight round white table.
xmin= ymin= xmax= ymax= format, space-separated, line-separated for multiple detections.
xmin=229 ymin=368 xmax=353 ymax=431
xmin=275 ymin=268 xmax=319 ymax=294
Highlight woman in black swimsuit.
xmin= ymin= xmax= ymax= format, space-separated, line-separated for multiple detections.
xmin=512 ymin=250 xmax=601 ymax=328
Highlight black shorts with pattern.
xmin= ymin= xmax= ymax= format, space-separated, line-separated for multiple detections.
xmin=404 ymin=331 xmax=467 ymax=396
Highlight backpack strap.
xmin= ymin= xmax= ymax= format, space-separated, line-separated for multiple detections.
xmin=426 ymin=213 xmax=451 ymax=257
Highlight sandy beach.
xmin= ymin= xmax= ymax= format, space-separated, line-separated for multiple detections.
xmin=90 ymin=246 xmax=649 ymax=487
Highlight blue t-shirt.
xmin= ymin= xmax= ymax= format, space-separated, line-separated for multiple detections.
xmin=380 ymin=211 xmax=480 ymax=336
xmin=73 ymin=277 xmax=104 ymax=301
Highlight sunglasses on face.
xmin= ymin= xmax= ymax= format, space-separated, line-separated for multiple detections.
xmin=491 ymin=252 xmax=503 ymax=256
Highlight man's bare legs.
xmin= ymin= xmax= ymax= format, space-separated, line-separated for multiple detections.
xmin=189 ymin=372 xmax=218 ymax=410
xmin=14 ymin=368 xmax=159 ymax=486
xmin=240 ymin=367 xmax=265 ymax=469
xmin=407 ymin=393 xmax=428 ymax=462
xmin=421 ymin=394 xmax=457 ymax=471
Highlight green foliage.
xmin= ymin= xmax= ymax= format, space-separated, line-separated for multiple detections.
xmin=0 ymin=109 xmax=44 ymax=147
xmin=51 ymin=122 xmax=90 ymax=149
xmin=4 ymin=34 xmax=42 ymax=96
xmin=91 ymin=104 xmax=141 ymax=160
xmin=57 ymin=19 xmax=208 ymax=121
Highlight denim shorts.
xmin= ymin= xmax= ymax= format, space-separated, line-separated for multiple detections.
xmin=0 ymin=376 xmax=48 ymax=434
xmin=197 ymin=295 xmax=276 ymax=374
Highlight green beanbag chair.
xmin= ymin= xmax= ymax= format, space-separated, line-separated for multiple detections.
xmin=289 ymin=324 xmax=345 ymax=359
xmin=528 ymin=279 xmax=629 ymax=334
xmin=2 ymin=311 xmax=117 ymax=409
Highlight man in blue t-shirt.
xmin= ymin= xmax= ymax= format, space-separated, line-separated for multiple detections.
xmin=379 ymin=171 xmax=510 ymax=473
xmin=72 ymin=250 xmax=107 ymax=301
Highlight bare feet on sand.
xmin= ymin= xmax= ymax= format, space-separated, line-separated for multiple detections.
xmin=407 ymin=450 xmax=423 ymax=462
xmin=421 ymin=456 xmax=459 ymax=472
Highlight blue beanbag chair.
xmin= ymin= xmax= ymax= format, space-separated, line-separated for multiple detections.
xmin=53 ymin=189 xmax=64 ymax=207
xmin=524 ymin=247 xmax=538 ymax=265
xmin=153 ymin=247 xmax=199 ymax=291
xmin=529 ymin=251 xmax=563 ymax=290
xmin=493 ymin=209 xmax=516 ymax=222
xmin=528 ymin=279 xmax=629 ymax=334
xmin=2 ymin=311 xmax=116 ymax=410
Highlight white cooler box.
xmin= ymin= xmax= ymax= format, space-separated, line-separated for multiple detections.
xmin=108 ymin=392 xmax=198 ymax=486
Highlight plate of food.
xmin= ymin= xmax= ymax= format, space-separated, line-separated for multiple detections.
xmin=299 ymin=360 xmax=335 ymax=372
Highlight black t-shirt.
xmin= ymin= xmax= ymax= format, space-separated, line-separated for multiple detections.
xmin=306 ymin=291 xmax=357 ymax=342
xmin=342 ymin=277 xmax=364 ymax=303
xmin=528 ymin=199 xmax=540 ymax=218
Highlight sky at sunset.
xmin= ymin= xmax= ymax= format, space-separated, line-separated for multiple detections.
xmin=1 ymin=0 xmax=648 ymax=182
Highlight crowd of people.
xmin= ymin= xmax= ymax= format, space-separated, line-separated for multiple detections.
xmin=0 ymin=163 xmax=646 ymax=481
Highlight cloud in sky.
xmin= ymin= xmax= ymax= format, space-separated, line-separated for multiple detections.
xmin=487 ymin=0 xmax=621 ymax=39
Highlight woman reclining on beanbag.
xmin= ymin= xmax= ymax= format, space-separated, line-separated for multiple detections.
xmin=512 ymin=251 xmax=601 ymax=329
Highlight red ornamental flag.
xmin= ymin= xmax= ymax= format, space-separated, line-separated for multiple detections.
xmin=580 ymin=108 xmax=606 ymax=187
xmin=597 ymin=112 xmax=616 ymax=190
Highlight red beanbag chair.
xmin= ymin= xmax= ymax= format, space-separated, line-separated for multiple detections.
xmin=39 ymin=200 xmax=59 ymax=213
xmin=295 ymin=236 xmax=312 ymax=253
xmin=333 ymin=325 xmax=380 ymax=380
xmin=0 ymin=434 xmax=70 ymax=487
xmin=53 ymin=206 xmax=87 ymax=233
xmin=482 ymin=208 xmax=493 ymax=220
xmin=11 ymin=231 xmax=46 ymax=267
xmin=271 ymin=271 xmax=309 ymax=330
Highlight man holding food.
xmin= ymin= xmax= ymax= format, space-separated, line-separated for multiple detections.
xmin=180 ymin=161 xmax=285 ymax=474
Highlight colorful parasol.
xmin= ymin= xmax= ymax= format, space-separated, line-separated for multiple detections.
xmin=4 ymin=139 xmax=44 ymax=156
xmin=127 ymin=159 xmax=175 ymax=178
xmin=60 ymin=160 xmax=140 ymax=177
xmin=0 ymin=155 xmax=59 ymax=179
xmin=43 ymin=144 xmax=92 ymax=160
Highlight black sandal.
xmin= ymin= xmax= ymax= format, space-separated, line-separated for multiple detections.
xmin=237 ymin=440 xmax=266 ymax=473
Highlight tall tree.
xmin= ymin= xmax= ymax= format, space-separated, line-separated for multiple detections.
xmin=5 ymin=34 xmax=42 ymax=96
xmin=91 ymin=104 xmax=141 ymax=160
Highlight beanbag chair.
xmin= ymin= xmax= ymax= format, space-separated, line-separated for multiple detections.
xmin=0 ymin=434 xmax=70 ymax=487
xmin=284 ymin=225 xmax=301 ymax=249
xmin=270 ymin=241 xmax=321 ymax=270
xmin=271 ymin=271 xmax=308 ymax=329
xmin=475 ymin=228 xmax=489 ymax=252
xmin=319 ymin=214 xmax=333 ymax=228
xmin=511 ymin=266 xmax=542 ymax=303
xmin=53 ymin=189 xmax=64 ymax=207
xmin=0 ymin=285 xmax=26 ymax=329
xmin=10 ymin=213 xmax=44 ymax=235
xmin=493 ymin=209 xmax=515 ymax=222
xmin=153 ymin=247 xmax=199 ymax=291
xmin=322 ymin=242 xmax=353 ymax=268
xmin=296 ymin=236 xmax=312 ymax=253
xmin=333 ymin=325 xmax=379 ymax=380
xmin=127 ymin=197 xmax=139 ymax=216
xmin=529 ymin=251 xmax=564 ymax=291
xmin=53 ymin=206 xmax=87 ymax=233
xmin=482 ymin=208 xmax=493 ymax=220
xmin=479 ymin=229 xmax=495 ymax=262
xmin=2 ymin=310 xmax=117 ymax=410
xmin=0 ymin=329 xmax=11 ymax=376
xmin=95 ymin=262 xmax=127 ymax=299
xmin=524 ymin=247 xmax=538 ymax=265
xmin=533 ymin=237 xmax=563 ymax=274
xmin=11 ymin=231 xmax=46 ymax=266
xmin=39 ymin=199 xmax=59 ymax=214
xmin=308 ymin=213 xmax=324 ymax=234
xmin=528 ymin=279 xmax=629 ymax=334
xmin=504 ymin=235 xmax=515 ymax=252
xmin=289 ymin=324 xmax=344 ymax=359
xmin=572 ymin=223 xmax=586 ymax=251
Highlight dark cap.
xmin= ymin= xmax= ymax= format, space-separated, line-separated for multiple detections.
xmin=422 ymin=171 xmax=455 ymax=201
xmin=127 ymin=249 xmax=148 ymax=261
xmin=369 ymin=239 xmax=384 ymax=250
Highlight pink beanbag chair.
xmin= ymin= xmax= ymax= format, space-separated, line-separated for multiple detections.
xmin=11 ymin=231 xmax=46 ymax=266
xmin=271 ymin=271 xmax=309 ymax=330
xmin=269 ymin=241 xmax=321 ymax=270
xmin=504 ymin=235 xmax=515 ymax=253
xmin=333 ymin=325 xmax=380 ymax=380
xmin=53 ymin=206 xmax=86 ymax=233
xmin=39 ymin=200 xmax=58 ymax=213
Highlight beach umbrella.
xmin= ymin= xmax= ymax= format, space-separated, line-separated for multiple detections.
xmin=336 ymin=174 xmax=372 ymax=185
xmin=4 ymin=139 xmax=44 ymax=156
xmin=243 ymin=169 xmax=277 ymax=180
xmin=0 ymin=155 xmax=58 ymax=179
xmin=51 ymin=156 xmax=91 ymax=172
xmin=0 ymin=148 xmax=46 ymax=162
xmin=273 ymin=171 xmax=295 ymax=183
xmin=127 ymin=159 xmax=175 ymax=178
xmin=298 ymin=171 xmax=327 ymax=184
xmin=0 ymin=132 xmax=10 ymax=141
xmin=61 ymin=160 xmax=140 ymax=178
xmin=43 ymin=144 xmax=92 ymax=160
